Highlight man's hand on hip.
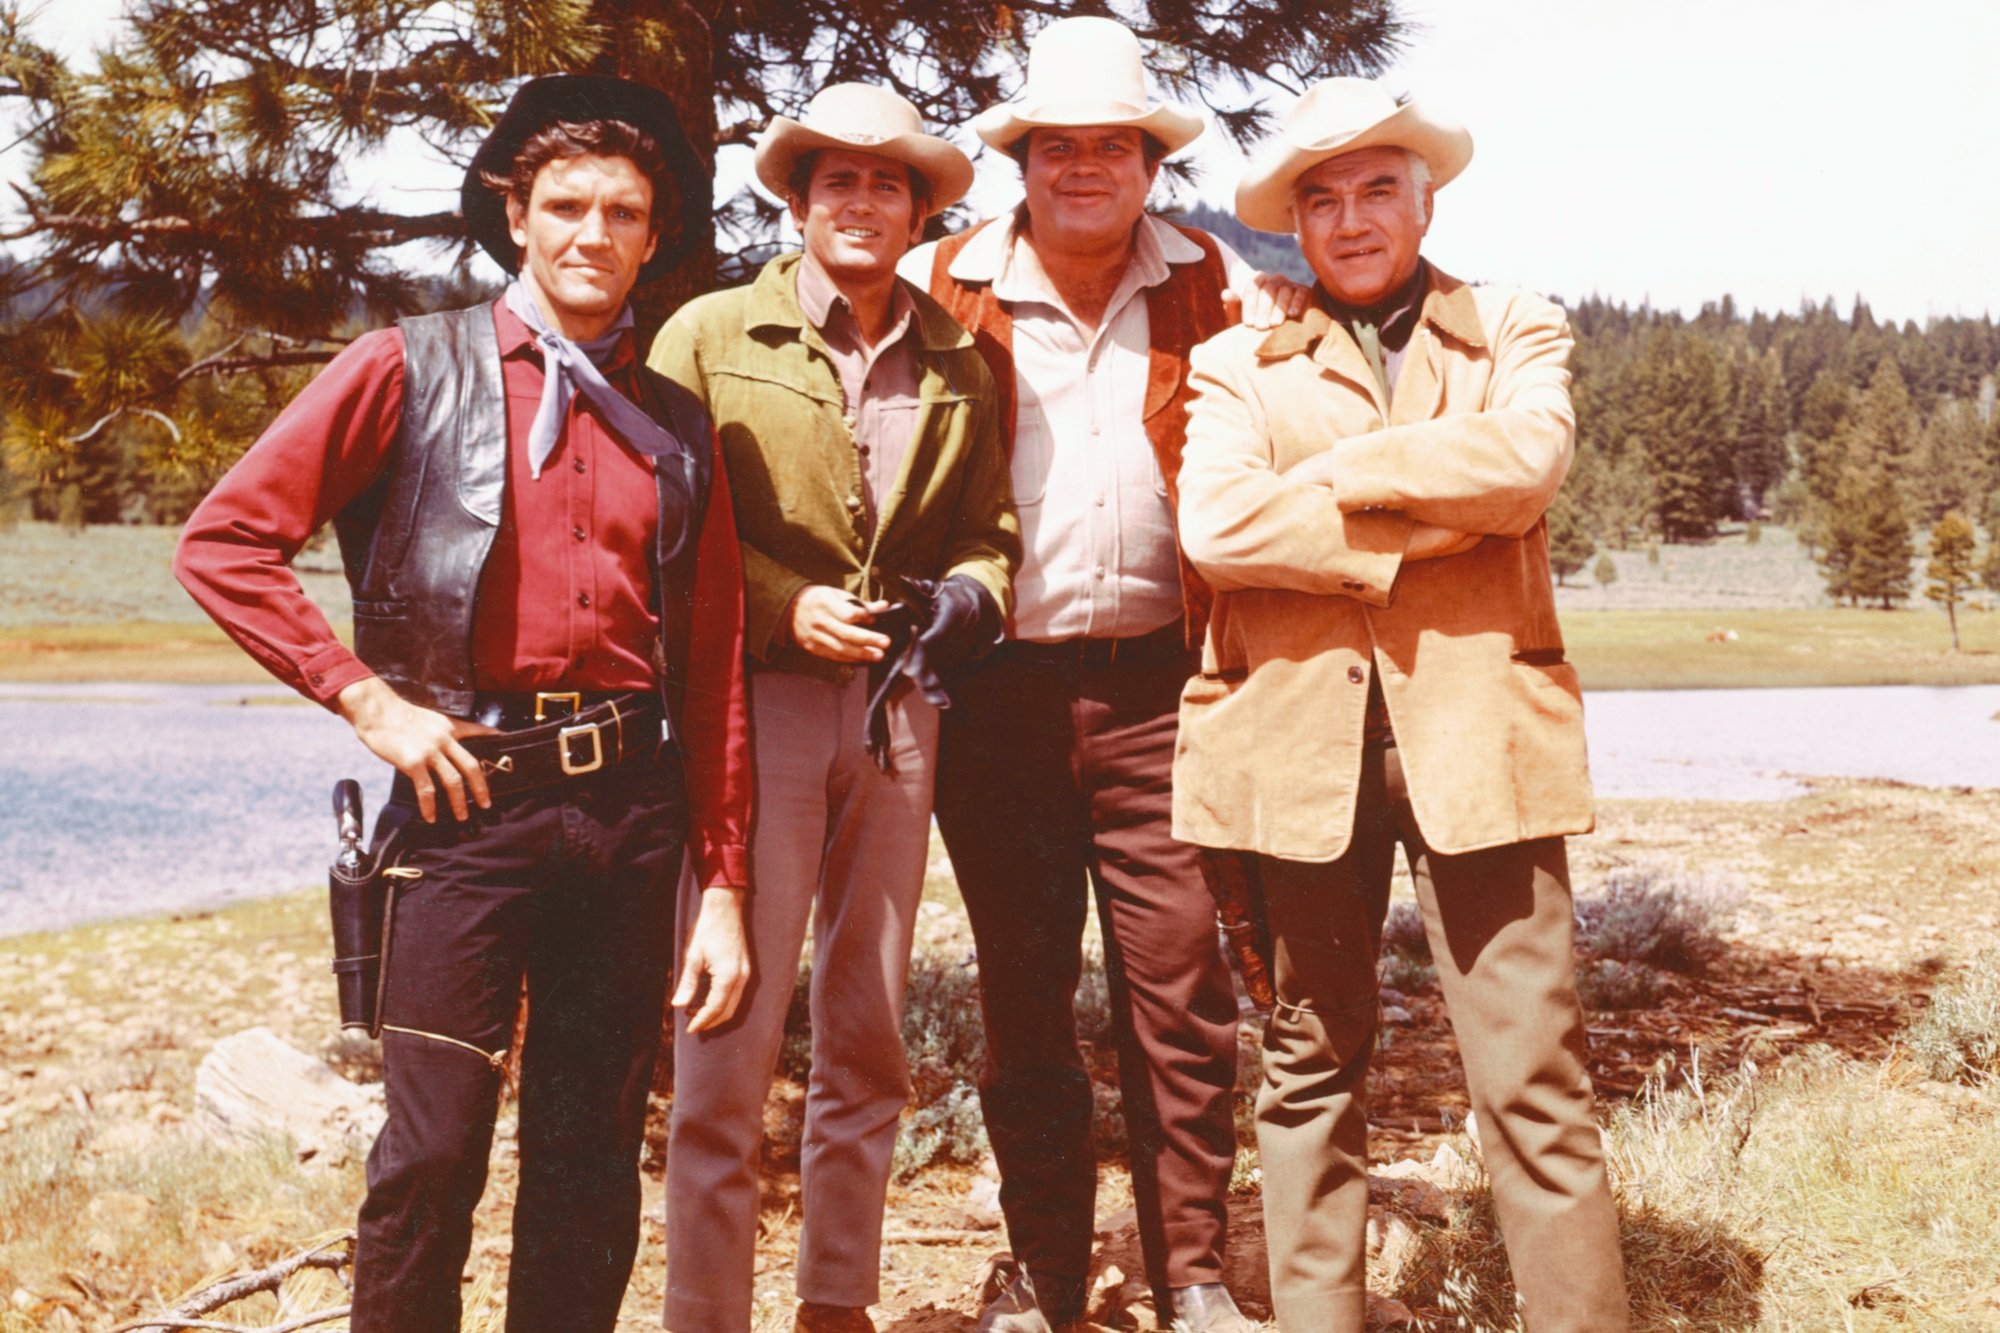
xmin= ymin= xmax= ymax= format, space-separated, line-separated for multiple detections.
xmin=335 ymin=676 xmax=495 ymax=823
xmin=786 ymin=585 xmax=893 ymax=663
xmin=675 ymin=884 xmax=750 ymax=1032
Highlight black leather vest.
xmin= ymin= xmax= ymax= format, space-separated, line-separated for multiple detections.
xmin=332 ymin=306 xmax=714 ymax=741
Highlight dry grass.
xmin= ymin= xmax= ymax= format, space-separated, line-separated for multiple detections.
xmin=1385 ymin=1048 xmax=2000 ymax=1331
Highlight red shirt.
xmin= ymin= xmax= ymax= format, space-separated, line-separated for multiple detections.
xmin=174 ymin=299 xmax=751 ymax=886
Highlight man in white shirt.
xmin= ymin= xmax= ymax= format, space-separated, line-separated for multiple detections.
xmin=899 ymin=18 xmax=1302 ymax=1333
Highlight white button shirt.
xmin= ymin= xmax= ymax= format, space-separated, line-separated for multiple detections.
xmin=904 ymin=212 xmax=1255 ymax=642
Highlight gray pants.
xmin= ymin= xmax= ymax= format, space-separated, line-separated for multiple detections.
xmin=665 ymin=669 xmax=939 ymax=1333
xmin=1255 ymin=742 xmax=1629 ymax=1333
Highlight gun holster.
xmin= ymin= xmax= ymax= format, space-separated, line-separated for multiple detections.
xmin=1197 ymin=847 xmax=1276 ymax=1012
xmin=328 ymin=805 xmax=416 ymax=1038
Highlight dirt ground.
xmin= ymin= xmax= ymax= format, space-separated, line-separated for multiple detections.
xmin=1 ymin=780 xmax=1995 ymax=1330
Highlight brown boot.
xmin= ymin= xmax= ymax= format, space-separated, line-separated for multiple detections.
xmin=795 ymin=1302 xmax=877 ymax=1333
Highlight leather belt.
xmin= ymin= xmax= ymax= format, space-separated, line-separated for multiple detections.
xmin=1003 ymin=621 xmax=1192 ymax=671
xmin=460 ymin=692 xmax=659 ymax=796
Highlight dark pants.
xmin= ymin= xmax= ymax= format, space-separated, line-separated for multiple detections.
xmin=1255 ymin=742 xmax=1629 ymax=1333
xmin=349 ymin=759 xmax=685 ymax=1333
xmin=934 ymin=633 xmax=1240 ymax=1313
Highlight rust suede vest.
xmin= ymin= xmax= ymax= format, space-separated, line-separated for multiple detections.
xmin=927 ymin=218 xmax=1231 ymax=646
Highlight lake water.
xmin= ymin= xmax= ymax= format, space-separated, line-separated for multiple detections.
xmin=2 ymin=681 xmax=1996 ymax=936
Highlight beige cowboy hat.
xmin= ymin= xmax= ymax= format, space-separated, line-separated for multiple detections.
xmin=1235 ymin=78 xmax=1473 ymax=233
xmin=973 ymin=16 xmax=1204 ymax=156
xmin=754 ymin=82 xmax=974 ymax=210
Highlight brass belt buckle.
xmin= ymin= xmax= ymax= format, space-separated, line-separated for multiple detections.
xmin=534 ymin=691 xmax=583 ymax=723
xmin=559 ymin=721 xmax=604 ymax=776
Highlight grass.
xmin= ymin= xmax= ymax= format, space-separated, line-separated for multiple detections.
xmin=1387 ymin=1050 xmax=2000 ymax=1331
xmin=1562 ymin=608 xmax=2000 ymax=690
xmin=7 ymin=521 xmax=2000 ymax=688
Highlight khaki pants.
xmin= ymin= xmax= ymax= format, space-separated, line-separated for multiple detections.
xmin=665 ymin=669 xmax=939 ymax=1333
xmin=1255 ymin=743 xmax=1628 ymax=1333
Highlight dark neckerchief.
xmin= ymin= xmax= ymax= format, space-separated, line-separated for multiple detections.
xmin=1316 ymin=259 xmax=1429 ymax=353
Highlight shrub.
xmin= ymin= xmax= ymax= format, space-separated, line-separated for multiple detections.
xmin=1575 ymin=958 xmax=1668 ymax=1010
xmin=1379 ymin=951 xmax=1437 ymax=996
xmin=1381 ymin=900 xmax=1431 ymax=962
xmin=1573 ymin=866 xmax=1734 ymax=975
xmin=1906 ymin=953 xmax=2000 ymax=1084
xmin=891 ymin=1080 xmax=988 ymax=1180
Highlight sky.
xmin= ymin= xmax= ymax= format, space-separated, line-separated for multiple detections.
xmin=6 ymin=0 xmax=1997 ymax=324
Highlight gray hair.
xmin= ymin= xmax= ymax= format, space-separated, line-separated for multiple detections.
xmin=1404 ymin=149 xmax=1434 ymax=223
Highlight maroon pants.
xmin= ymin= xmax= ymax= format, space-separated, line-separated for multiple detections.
xmin=935 ymin=631 xmax=1240 ymax=1313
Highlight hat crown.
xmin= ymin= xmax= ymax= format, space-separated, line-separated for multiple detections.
xmin=1285 ymin=77 xmax=1405 ymax=150
xmin=1021 ymin=16 xmax=1151 ymax=115
xmin=792 ymin=81 xmax=928 ymax=145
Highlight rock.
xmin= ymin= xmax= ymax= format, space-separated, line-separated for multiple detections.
xmin=148 ymin=1101 xmax=184 ymax=1126
xmin=85 ymin=1190 xmax=154 ymax=1254
xmin=958 ymin=1175 xmax=1004 ymax=1231
xmin=1367 ymin=1173 xmax=1452 ymax=1224
xmin=1378 ymin=987 xmax=1408 ymax=1007
xmin=1380 ymin=1005 xmax=1414 ymax=1025
xmin=1365 ymin=1211 xmax=1417 ymax=1268
xmin=193 ymin=1026 xmax=385 ymax=1168
xmin=1365 ymin=1292 xmax=1418 ymax=1328
xmin=1853 ymin=913 xmax=1893 ymax=930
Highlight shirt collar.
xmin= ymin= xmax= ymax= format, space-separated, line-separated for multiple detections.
xmin=747 ymin=251 xmax=973 ymax=354
xmin=951 ymin=207 xmax=1208 ymax=300
xmin=1256 ymin=262 xmax=1489 ymax=360
xmin=492 ymin=294 xmax=636 ymax=375
xmin=795 ymin=249 xmax=918 ymax=344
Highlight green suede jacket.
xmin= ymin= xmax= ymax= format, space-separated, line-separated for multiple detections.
xmin=649 ymin=252 xmax=1018 ymax=682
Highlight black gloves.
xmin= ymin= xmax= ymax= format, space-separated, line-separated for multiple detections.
xmin=862 ymin=574 xmax=1003 ymax=771
xmin=898 ymin=574 xmax=1003 ymax=707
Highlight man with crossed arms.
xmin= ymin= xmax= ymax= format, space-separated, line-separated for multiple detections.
xmin=1173 ymin=79 xmax=1630 ymax=1333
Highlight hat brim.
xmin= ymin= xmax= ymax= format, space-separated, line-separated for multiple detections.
xmin=1235 ymin=102 xmax=1472 ymax=234
xmin=752 ymin=119 xmax=976 ymax=211
xmin=972 ymin=99 xmax=1204 ymax=156
xmin=462 ymin=74 xmax=711 ymax=283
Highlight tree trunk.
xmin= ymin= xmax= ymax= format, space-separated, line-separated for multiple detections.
xmin=590 ymin=0 xmax=720 ymax=349
xmin=1949 ymin=600 xmax=1960 ymax=653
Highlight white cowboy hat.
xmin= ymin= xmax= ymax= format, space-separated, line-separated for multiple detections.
xmin=1235 ymin=78 xmax=1473 ymax=233
xmin=973 ymin=16 xmax=1204 ymax=156
xmin=754 ymin=82 xmax=975 ymax=210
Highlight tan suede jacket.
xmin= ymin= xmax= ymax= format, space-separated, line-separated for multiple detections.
xmin=1172 ymin=266 xmax=1593 ymax=860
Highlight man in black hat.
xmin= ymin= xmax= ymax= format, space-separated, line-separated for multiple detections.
xmin=174 ymin=75 xmax=751 ymax=1332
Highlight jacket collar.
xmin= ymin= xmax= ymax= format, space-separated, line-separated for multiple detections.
xmin=948 ymin=207 xmax=1209 ymax=292
xmin=744 ymin=249 xmax=975 ymax=354
xmin=1254 ymin=262 xmax=1487 ymax=361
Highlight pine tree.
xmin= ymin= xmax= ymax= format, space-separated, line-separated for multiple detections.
xmin=1818 ymin=464 xmax=1913 ymax=609
xmin=1841 ymin=358 xmax=1923 ymax=494
xmin=1793 ymin=369 xmax=1856 ymax=507
xmin=1909 ymin=398 xmax=1989 ymax=525
xmin=1544 ymin=489 xmax=1594 ymax=586
xmin=1593 ymin=551 xmax=1618 ymax=590
xmin=1924 ymin=511 xmax=1976 ymax=652
xmin=0 ymin=0 xmax=1408 ymax=497
xmin=1732 ymin=348 xmax=1791 ymax=512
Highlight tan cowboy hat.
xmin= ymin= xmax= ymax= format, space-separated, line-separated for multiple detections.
xmin=973 ymin=16 xmax=1204 ymax=155
xmin=754 ymin=82 xmax=974 ymax=209
xmin=1235 ymin=78 xmax=1473 ymax=234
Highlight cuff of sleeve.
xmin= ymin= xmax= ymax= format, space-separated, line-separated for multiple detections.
xmin=1327 ymin=511 xmax=1412 ymax=606
xmin=696 ymin=840 xmax=750 ymax=891
xmin=745 ymin=576 xmax=810 ymax=664
xmin=298 ymin=646 xmax=375 ymax=709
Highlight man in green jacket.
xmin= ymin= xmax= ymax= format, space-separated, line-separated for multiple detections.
xmin=648 ymin=83 xmax=1017 ymax=1333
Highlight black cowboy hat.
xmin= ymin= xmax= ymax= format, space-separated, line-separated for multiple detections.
xmin=461 ymin=74 xmax=710 ymax=282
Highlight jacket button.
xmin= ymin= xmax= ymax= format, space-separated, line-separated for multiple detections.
xmin=1342 ymin=579 xmax=1363 ymax=591
xmin=1347 ymin=664 xmax=1366 ymax=684
xmin=577 ymin=592 xmax=591 ymax=609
